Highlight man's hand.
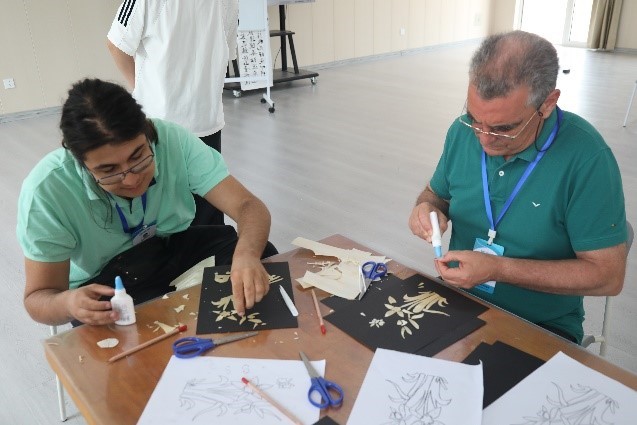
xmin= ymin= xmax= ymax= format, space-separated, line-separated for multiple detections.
xmin=230 ymin=255 xmax=271 ymax=316
xmin=409 ymin=202 xmax=449 ymax=243
xmin=66 ymin=284 xmax=118 ymax=325
xmin=435 ymin=250 xmax=497 ymax=289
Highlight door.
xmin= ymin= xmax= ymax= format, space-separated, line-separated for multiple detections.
xmin=517 ymin=0 xmax=593 ymax=47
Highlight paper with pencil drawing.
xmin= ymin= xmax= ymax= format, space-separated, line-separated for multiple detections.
xmin=292 ymin=237 xmax=390 ymax=300
xmin=483 ymin=351 xmax=637 ymax=424
xmin=138 ymin=355 xmax=323 ymax=425
xmin=347 ymin=348 xmax=483 ymax=425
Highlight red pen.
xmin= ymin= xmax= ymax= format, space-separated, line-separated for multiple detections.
xmin=310 ymin=289 xmax=326 ymax=335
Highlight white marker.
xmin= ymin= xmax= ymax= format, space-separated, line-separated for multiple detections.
xmin=279 ymin=285 xmax=299 ymax=316
xmin=429 ymin=211 xmax=443 ymax=258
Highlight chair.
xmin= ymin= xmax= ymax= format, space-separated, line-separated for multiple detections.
xmin=581 ymin=220 xmax=634 ymax=356
xmin=50 ymin=326 xmax=68 ymax=421
xmin=622 ymin=80 xmax=637 ymax=127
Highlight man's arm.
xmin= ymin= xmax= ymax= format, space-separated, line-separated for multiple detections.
xmin=204 ymin=176 xmax=272 ymax=315
xmin=107 ymin=39 xmax=135 ymax=89
xmin=436 ymin=243 xmax=627 ymax=296
xmin=24 ymin=258 xmax=116 ymax=325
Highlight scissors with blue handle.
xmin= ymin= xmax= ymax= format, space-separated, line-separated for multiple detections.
xmin=299 ymin=351 xmax=344 ymax=409
xmin=361 ymin=261 xmax=387 ymax=281
xmin=172 ymin=331 xmax=258 ymax=359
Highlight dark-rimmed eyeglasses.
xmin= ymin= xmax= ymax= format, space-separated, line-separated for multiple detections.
xmin=92 ymin=153 xmax=155 ymax=185
xmin=458 ymin=103 xmax=539 ymax=140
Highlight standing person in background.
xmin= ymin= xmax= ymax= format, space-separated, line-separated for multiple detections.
xmin=107 ymin=0 xmax=239 ymax=226
xmin=408 ymin=31 xmax=627 ymax=344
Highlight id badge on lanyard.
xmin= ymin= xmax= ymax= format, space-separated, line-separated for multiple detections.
xmin=132 ymin=222 xmax=157 ymax=245
xmin=473 ymin=238 xmax=504 ymax=294
xmin=113 ymin=192 xmax=157 ymax=245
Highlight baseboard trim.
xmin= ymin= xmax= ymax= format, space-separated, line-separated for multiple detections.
xmin=614 ymin=47 xmax=637 ymax=55
xmin=0 ymin=106 xmax=61 ymax=124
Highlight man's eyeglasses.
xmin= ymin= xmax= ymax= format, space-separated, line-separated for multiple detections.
xmin=93 ymin=153 xmax=155 ymax=185
xmin=458 ymin=103 xmax=539 ymax=140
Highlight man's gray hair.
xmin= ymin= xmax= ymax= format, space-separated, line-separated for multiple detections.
xmin=469 ymin=31 xmax=559 ymax=109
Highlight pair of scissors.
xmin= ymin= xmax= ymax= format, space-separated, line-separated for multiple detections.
xmin=299 ymin=351 xmax=344 ymax=409
xmin=359 ymin=261 xmax=388 ymax=298
xmin=172 ymin=331 xmax=258 ymax=359
xmin=361 ymin=261 xmax=388 ymax=281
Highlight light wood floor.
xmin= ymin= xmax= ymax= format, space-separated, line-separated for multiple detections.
xmin=1 ymin=42 xmax=635 ymax=424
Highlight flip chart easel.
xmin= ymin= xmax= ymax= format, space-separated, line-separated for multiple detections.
xmin=224 ymin=0 xmax=275 ymax=112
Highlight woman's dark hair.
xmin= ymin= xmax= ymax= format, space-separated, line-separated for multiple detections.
xmin=60 ymin=78 xmax=157 ymax=161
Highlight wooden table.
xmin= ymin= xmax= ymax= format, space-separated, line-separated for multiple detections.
xmin=44 ymin=234 xmax=637 ymax=424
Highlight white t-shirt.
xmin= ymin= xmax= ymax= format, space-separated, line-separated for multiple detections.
xmin=108 ymin=0 xmax=234 ymax=137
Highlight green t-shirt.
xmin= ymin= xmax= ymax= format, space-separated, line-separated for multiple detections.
xmin=430 ymin=108 xmax=626 ymax=343
xmin=17 ymin=118 xmax=229 ymax=288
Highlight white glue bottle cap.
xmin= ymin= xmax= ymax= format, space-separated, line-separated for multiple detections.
xmin=111 ymin=276 xmax=136 ymax=325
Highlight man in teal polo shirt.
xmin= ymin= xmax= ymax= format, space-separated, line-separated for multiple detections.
xmin=17 ymin=78 xmax=276 ymax=326
xmin=408 ymin=31 xmax=627 ymax=343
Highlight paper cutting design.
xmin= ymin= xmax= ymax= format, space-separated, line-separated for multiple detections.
xmin=387 ymin=373 xmax=452 ymax=425
xmin=323 ymin=274 xmax=487 ymax=354
xmin=196 ymin=262 xmax=298 ymax=335
xmin=210 ymin=295 xmax=264 ymax=329
xmin=517 ymin=383 xmax=618 ymax=425
xmin=385 ymin=284 xmax=450 ymax=339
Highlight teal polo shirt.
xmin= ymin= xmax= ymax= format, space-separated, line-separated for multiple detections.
xmin=17 ymin=118 xmax=229 ymax=289
xmin=430 ymin=107 xmax=626 ymax=342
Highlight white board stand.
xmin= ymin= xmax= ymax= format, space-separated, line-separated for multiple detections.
xmin=224 ymin=0 xmax=275 ymax=112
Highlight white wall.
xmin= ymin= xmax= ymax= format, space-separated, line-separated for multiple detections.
xmin=2 ymin=0 xmax=636 ymax=116
xmin=0 ymin=0 xmax=493 ymax=116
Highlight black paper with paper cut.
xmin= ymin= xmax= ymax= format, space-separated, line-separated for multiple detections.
xmin=462 ymin=340 xmax=545 ymax=407
xmin=196 ymin=262 xmax=298 ymax=335
xmin=323 ymin=273 xmax=488 ymax=354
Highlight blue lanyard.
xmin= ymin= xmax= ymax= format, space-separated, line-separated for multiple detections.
xmin=481 ymin=107 xmax=562 ymax=244
xmin=112 ymin=192 xmax=147 ymax=235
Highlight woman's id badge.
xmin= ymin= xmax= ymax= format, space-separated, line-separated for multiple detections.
xmin=132 ymin=223 xmax=157 ymax=246
xmin=472 ymin=237 xmax=504 ymax=294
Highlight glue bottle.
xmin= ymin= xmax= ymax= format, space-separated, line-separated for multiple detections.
xmin=111 ymin=276 xmax=136 ymax=325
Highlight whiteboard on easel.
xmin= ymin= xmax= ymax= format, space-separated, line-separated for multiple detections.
xmin=236 ymin=0 xmax=273 ymax=91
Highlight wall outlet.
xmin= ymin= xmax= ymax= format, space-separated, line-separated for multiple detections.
xmin=400 ymin=28 xmax=406 ymax=36
xmin=3 ymin=78 xmax=15 ymax=89
xmin=473 ymin=13 xmax=482 ymax=26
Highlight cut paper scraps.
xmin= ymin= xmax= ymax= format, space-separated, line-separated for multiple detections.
xmin=292 ymin=237 xmax=391 ymax=300
xmin=347 ymin=348 xmax=483 ymax=425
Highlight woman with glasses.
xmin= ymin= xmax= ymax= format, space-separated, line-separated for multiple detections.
xmin=408 ymin=31 xmax=627 ymax=344
xmin=17 ymin=78 xmax=276 ymax=326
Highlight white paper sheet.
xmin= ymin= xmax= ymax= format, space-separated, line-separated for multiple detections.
xmin=483 ymin=351 xmax=637 ymax=424
xmin=138 ymin=356 xmax=323 ymax=425
xmin=347 ymin=348 xmax=483 ymax=425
